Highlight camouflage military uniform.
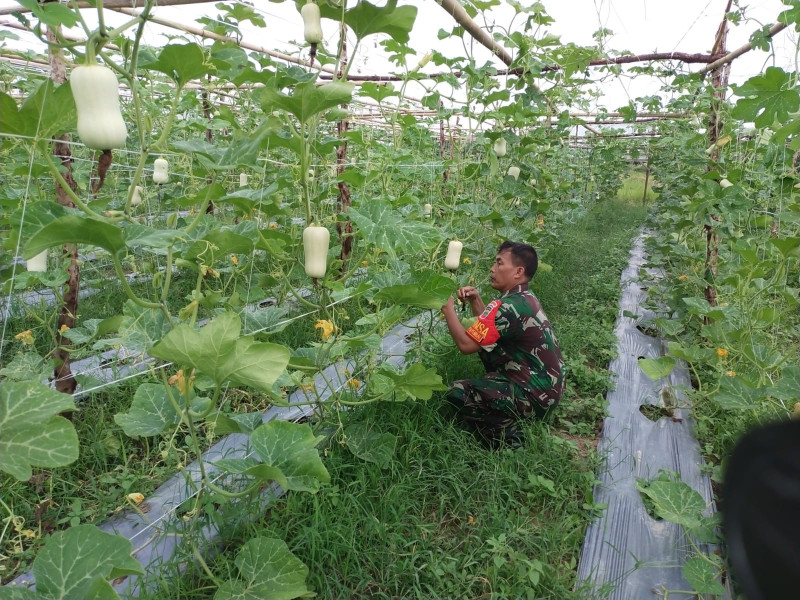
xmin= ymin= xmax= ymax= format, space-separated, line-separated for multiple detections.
xmin=447 ymin=282 xmax=565 ymax=445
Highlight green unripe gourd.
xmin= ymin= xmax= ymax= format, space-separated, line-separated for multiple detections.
xmin=70 ymin=64 xmax=128 ymax=150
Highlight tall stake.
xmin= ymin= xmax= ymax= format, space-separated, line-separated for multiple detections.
xmin=47 ymin=26 xmax=79 ymax=395
xmin=201 ymin=75 xmax=215 ymax=214
xmin=335 ymin=23 xmax=352 ymax=274
xmin=704 ymin=0 xmax=733 ymax=309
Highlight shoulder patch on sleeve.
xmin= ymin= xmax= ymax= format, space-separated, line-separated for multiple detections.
xmin=466 ymin=300 xmax=502 ymax=346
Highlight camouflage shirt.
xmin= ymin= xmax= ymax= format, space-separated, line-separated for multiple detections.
xmin=465 ymin=282 xmax=565 ymax=407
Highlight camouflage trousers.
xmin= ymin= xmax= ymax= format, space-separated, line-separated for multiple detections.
xmin=446 ymin=372 xmax=546 ymax=447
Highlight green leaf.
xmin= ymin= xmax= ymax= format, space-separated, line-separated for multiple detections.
xmin=344 ymin=422 xmax=396 ymax=468
xmin=117 ymin=300 xmax=171 ymax=353
xmin=635 ymin=478 xmax=706 ymax=529
xmin=214 ymin=537 xmax=313 ymax=600
xmin=348 ymin=198 xmax=440 ymax=260
xmin=682 ymin=557 xmax=726 ymax=595
xmin=261 ymin=81 xmax=354 ymax=124
xmin=713 ymin=376 xmax=760 ymax=410
xmin=114 ymin=383 xmax=179 ymax=437
xmin=654 ymin=317 xmax=684 ymax=337
xmin=250 ymin=421 xmax=330 ymax=493
xmin=33 ymin=524 xmax=143 ymax=600
xmin=375 ymin=363 xmax=448 ymax=401
xmin=142 ymin=43 xmax=212 ymax=87
xmin=18 ymin=0 xmax=79 ymax=28
xmin=768 ymin=236 xmax=800 ymax=258
xmin=0 ymin=79 xmax=76 ymax=139
xmin=0 ymin=382 xmax=78 ymax=481
xmin=149 ymin=312 xmax=290 ymax=392
xmin=24 ymin=215 xmax=127 ymax=258
xmin=342 ymin=0 xmax=417 ymax=43
xmin=0 ymin=352 xmax=52 ymax=382
xmin=122 ymin=222 xmax=183 ymax=250
xmin=731 ymin=67 xmax=800 ymax=128
xmin=667 ymin=342 xmax=713 ymax=363
xmin=637 ymin=356 xmax=676 ymax=380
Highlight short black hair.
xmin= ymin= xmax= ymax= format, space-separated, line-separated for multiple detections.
xmin=497 ymin=241 xmax=538 ymax=278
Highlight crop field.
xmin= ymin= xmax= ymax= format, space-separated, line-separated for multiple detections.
xmin=0 ymin=1 xmax=797 ymax=599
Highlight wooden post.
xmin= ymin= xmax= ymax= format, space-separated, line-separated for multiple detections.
xmin=47 ymin=26 xmax=79 ymax=395
xmin=704 ymin=0 xmax=733 ymax=310
xmin=642 ymin=155 xmax=651 ymax=204
xmin=335 ymin=23 xmax=352 ymax=275
xmin=201 ymin=75 xmax=215 ymax=214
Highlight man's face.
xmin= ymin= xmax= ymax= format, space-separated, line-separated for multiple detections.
xmin=489 ymin=250 xmax=522 ymax=292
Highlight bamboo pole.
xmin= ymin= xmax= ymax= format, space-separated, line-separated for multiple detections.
xmin=698 ymin=21 xmax=788 ymax=75
xmin=0 ymin=0 xmax=218 ymax=16
xmin=436 ymin=0 xmax=513 ymax=66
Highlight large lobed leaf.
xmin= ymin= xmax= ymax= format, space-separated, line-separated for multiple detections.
xmin=32 ymin=524 xmax=143 ymax=600
xmin=261 ymin=81 xmax=354 ymax=124
xmin=0 ymin=381 xmax=78 ymax=481
xmin=214 ymin=537 xmax=314 ymax=600
xmin=250 ymin=420 xmax=330 ymax=493
xmin=348 ymin=198 xmax=440 ymax=260
xmin=149 ymin=312 xmax=290 ymax=392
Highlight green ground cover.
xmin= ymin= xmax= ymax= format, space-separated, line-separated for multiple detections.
xmin=141 ymin=195 xmax=648 ymax=599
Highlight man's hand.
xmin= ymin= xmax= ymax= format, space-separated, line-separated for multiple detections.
xmin=456 ymin=286 xmax=478 ymax=302
xmin=441 ymin=295 xmax=456 ymax=315
xmin=456 ymin=286 xmax=485 ymax=316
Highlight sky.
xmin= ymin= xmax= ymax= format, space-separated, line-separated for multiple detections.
xmin=0 ymin=0 xmax=797 ymax=114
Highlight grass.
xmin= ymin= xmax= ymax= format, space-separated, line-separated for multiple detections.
xmin=141 ymin=196 xmax=649 ymax=599
xmin=616 ymin=168 xmax=656 ymax=204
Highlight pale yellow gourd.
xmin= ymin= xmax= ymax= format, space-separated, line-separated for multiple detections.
xmin=719 ymin=178 xmax=733 ymax=188
xmin=303 ymin=224 xmax=329 ymax=278
xmin=423 ymin=203 xmax=432 ymax=218
xmin=507 ymin=166 xmax=520 ymax=180
xmin=239 ymin=172 xmax=249 ymax=187
xmin=301 ymin=2 xmax=323 ymax=44
xmin=27 ymin=250 xmax=48 ymax=273
xmin=153 ymin=157 xmax=169 ymax=184
xmin=70 ymin=64 xmax=128 ymax=150
xmin=131 ymin=185 xmax=144 ymax=206
xmin=493 ymin=137 xmax=507 ymax=157
xmin=444 ymin=240 xmax=462 ymax=271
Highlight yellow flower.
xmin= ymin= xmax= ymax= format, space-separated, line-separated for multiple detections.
xmin=536 ymin=215 xmax=544 ymax=228
xmin=678 ymin=274 xmax=688 ymax=281
xmin=462 ymin=257 xmax=471 ymax=265
xmin=59 ymin=324 xmax=70 ymax=333
xmin=206 ymin=268 xmax=220 ymax=278
xmin=716 ymin=348 xmax=728 ymax=358
xmin=230 ymin=255 xmax=239 ymax=266
xmin=726 ymin=370 xmax=736 ymax=377
xmin=168 ymin=369 xmax=195 ymax=395
xmin=268 ymin=222 xmax=278 ymax=230
xmin=15 ymin=330 xmax=34 ymax=345
xmin=466 ymin=514 xmax=477 ymax=526
xmin=361 ymin=260 xmax=369 ymax=267
xmin=126 ymin=493 xmax=145 ymax=505
xmin=299 ymin=383 xmax=315 ymax=392
xmin=315 ymin=319 xmax=335 ymax=341
xmin=21 ymin=529 xmax=37 ymax=539
xmin=346 ymin=378 xmax=361 ymax=390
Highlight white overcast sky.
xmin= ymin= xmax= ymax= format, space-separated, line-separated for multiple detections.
xmin=0 ymin=0 xmax=796 ymax=112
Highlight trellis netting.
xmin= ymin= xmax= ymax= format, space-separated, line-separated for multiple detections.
xmin=1 ymin=0 xmax=797 ymax=598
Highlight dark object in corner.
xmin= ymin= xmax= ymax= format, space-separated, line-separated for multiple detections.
xmin=723 ymin=419 xmax=800 ymax=600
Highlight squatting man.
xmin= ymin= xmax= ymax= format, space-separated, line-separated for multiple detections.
xmin=440 ymin=241 xmax=565 ymax=447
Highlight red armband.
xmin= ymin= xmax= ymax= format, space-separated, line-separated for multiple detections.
xmin=466 ymin=300 xmax=502 ymax=346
